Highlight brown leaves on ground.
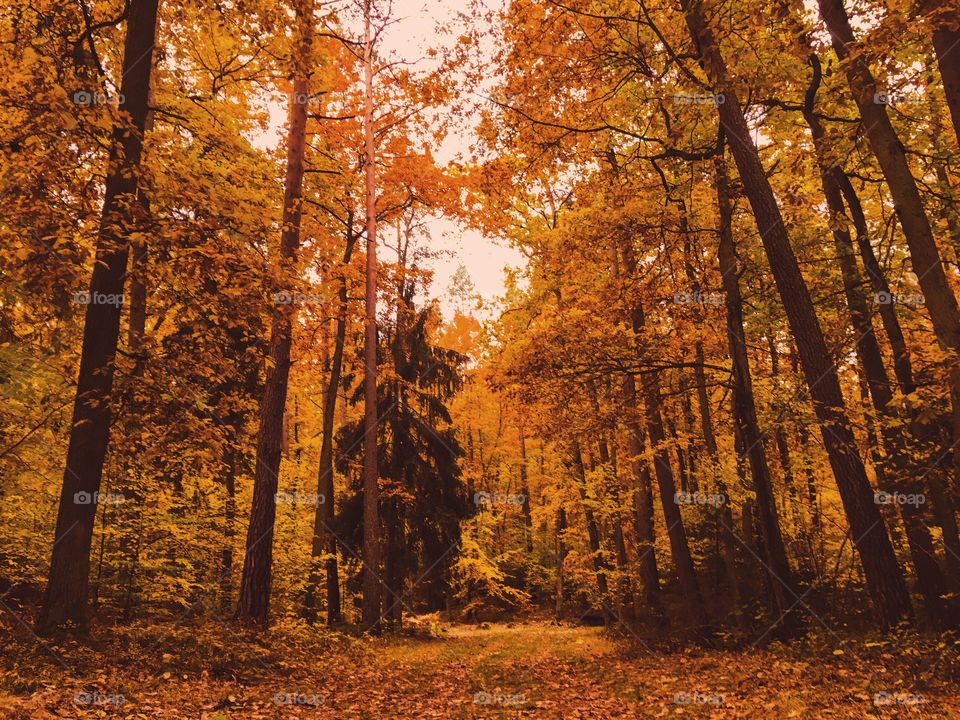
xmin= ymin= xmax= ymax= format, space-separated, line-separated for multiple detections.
xmin=1 ymin=621 xmax=958 ymax=719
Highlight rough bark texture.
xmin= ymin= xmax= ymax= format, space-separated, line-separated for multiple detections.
xmin=571 ymin=442 xmax=612 ymax=622
xmin=361 ymin=0 xmax=383 ymax=632
xmin=714 ymin=152 xmax=798 ymax=632
xmin=819 ymin=0 xmax=960 ymax=354
xmin=305 ymin=227 xmax=356 ymax=625
xmin=622 ymin=373 xmax=664 ymax=615
xmin=235 ymin=0 xmax=313 ymax=624
xmin=682 ymin=0 xmax=913 ymax=628
xmin=799 ymin=67 xmax=953 ymax=627
xmin=38 ymin=0 xmax=159 ymax=634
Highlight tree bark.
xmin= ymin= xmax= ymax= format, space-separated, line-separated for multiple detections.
xmin=361 ymin=0 xmax=383 ymax=633
xmin=682 ymin=0 xmax=913 ymax=628
xmin=38 ymin=0 xmax=160 ymax=634
xmin=928 ymin=3 xmax=960 ymax=144
xmin=622 ymin=373 xmax=664 ymax=616
xmin=714 ymin=151 xmax=798 ymax=632
xmin=571 ymin=441 xmax=612 ymax=622
xmin=235 ymin=0 xmax=313 ymax=624
xmin=305 ymin=225 xmax=356 ymax=625
xmin=819 ymin=0 xmax=960 ymax=355
xmin=798 ymin=62 xmax=954 ymax=627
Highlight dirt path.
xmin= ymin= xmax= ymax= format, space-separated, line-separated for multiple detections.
xmin=5 ymin=621 xmax=958 ymax=718
xmin=306 ymin=623 xmax=958 ymax=719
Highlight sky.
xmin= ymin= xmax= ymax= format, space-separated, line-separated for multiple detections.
xmin=373 ymin=0 xmax=523 ymax=317
xmin=265 ymin=0 xmax=524 ymax=319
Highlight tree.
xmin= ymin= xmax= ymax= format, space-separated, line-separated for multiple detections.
xmin=235 ymin=0 xmax=315 ymax=624
xmin=38 ymin=0 xmax=160 ymax=634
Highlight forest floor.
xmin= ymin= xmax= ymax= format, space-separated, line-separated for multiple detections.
xmin=2 ymin=618 xmax=959 ymax=718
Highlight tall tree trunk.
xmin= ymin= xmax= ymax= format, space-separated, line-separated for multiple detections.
xmin=220 ymin=446 xmax=237 ymax=614
xmin=798 ymin=60 xmax=954 ymax=627
xmin=622 ymin=374 xmax=664 ymax=616
xmin=38 ymin=0 xmax=160 ymax=634
xmin=714 ymin=151 xmax=799 ymax=633
xmin=926 ymin=1 xmax=960 ymax=143
xmin=235 ymin=0 xmax=313 ymax=624
xmin=360 ymin=0 xmax=383 ymax=632
xmin=818 ymin=0 xmax=960 ymax=355
xmin=682 ymin=0 xmax=913 ymax=628
xmin=634 ymin=301 xmax=707 ymax=629
xmin=305 ymin=225 xmax=356 ymax=625
xmin=518 ymin=422 xmax=533 ymax=552
xmin=555 ymin=507 xmax=567 ymax=617
xmin=571 ymin=441 xmax=612 ymax=622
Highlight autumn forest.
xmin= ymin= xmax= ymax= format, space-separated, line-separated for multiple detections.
xmin=2 ymin=0 xmax=960 ymax=716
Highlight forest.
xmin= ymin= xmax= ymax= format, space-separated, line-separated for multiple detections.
xmin=2 ymin=0 xmax=960 ymax=716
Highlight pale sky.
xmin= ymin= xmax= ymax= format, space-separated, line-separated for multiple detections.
xmin=263 ymin=0 xmax=523 ymax=319
xmin=376 ymin=0 xmax=523 ymax=317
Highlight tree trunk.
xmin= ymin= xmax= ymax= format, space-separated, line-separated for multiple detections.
xmin=929 ymin=3 xmax=960 ymax=144
xmin=38 ymin=0 xmax=160 ymax=634
xmin=682 ymin=0 xmax=913 ymax=628
xmin=571 ymin=441 xmax=612 ymax=622
xmin=518 ymin=422 xmax=533 ymax=552
xmin=555 ymin=507 xmax=567 ymax=617
xmin=305 ymin=226 xmax=356 ymax=625
xmin=799 ymin=64 xmax=954 ymax=627
xmin=622 ymin=374 xmax=664 ymax=616
xmin=235 ymin=0 xmax=313 ymax=624
xmin=818 ymin=0 xmax=960 ymax=354
xmin=360 ymin=0 xmax=383 ymax=633
xmin=714 ymin=151 xmax=799 ymax=633
xmin=636 ymin=305 xmax=706 ymax=629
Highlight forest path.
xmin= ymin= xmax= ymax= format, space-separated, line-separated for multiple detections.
xmin=6 ymin=620 xmax=960 ymax=718
xmin=300 ymin=621 xmax=958 ymax=719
